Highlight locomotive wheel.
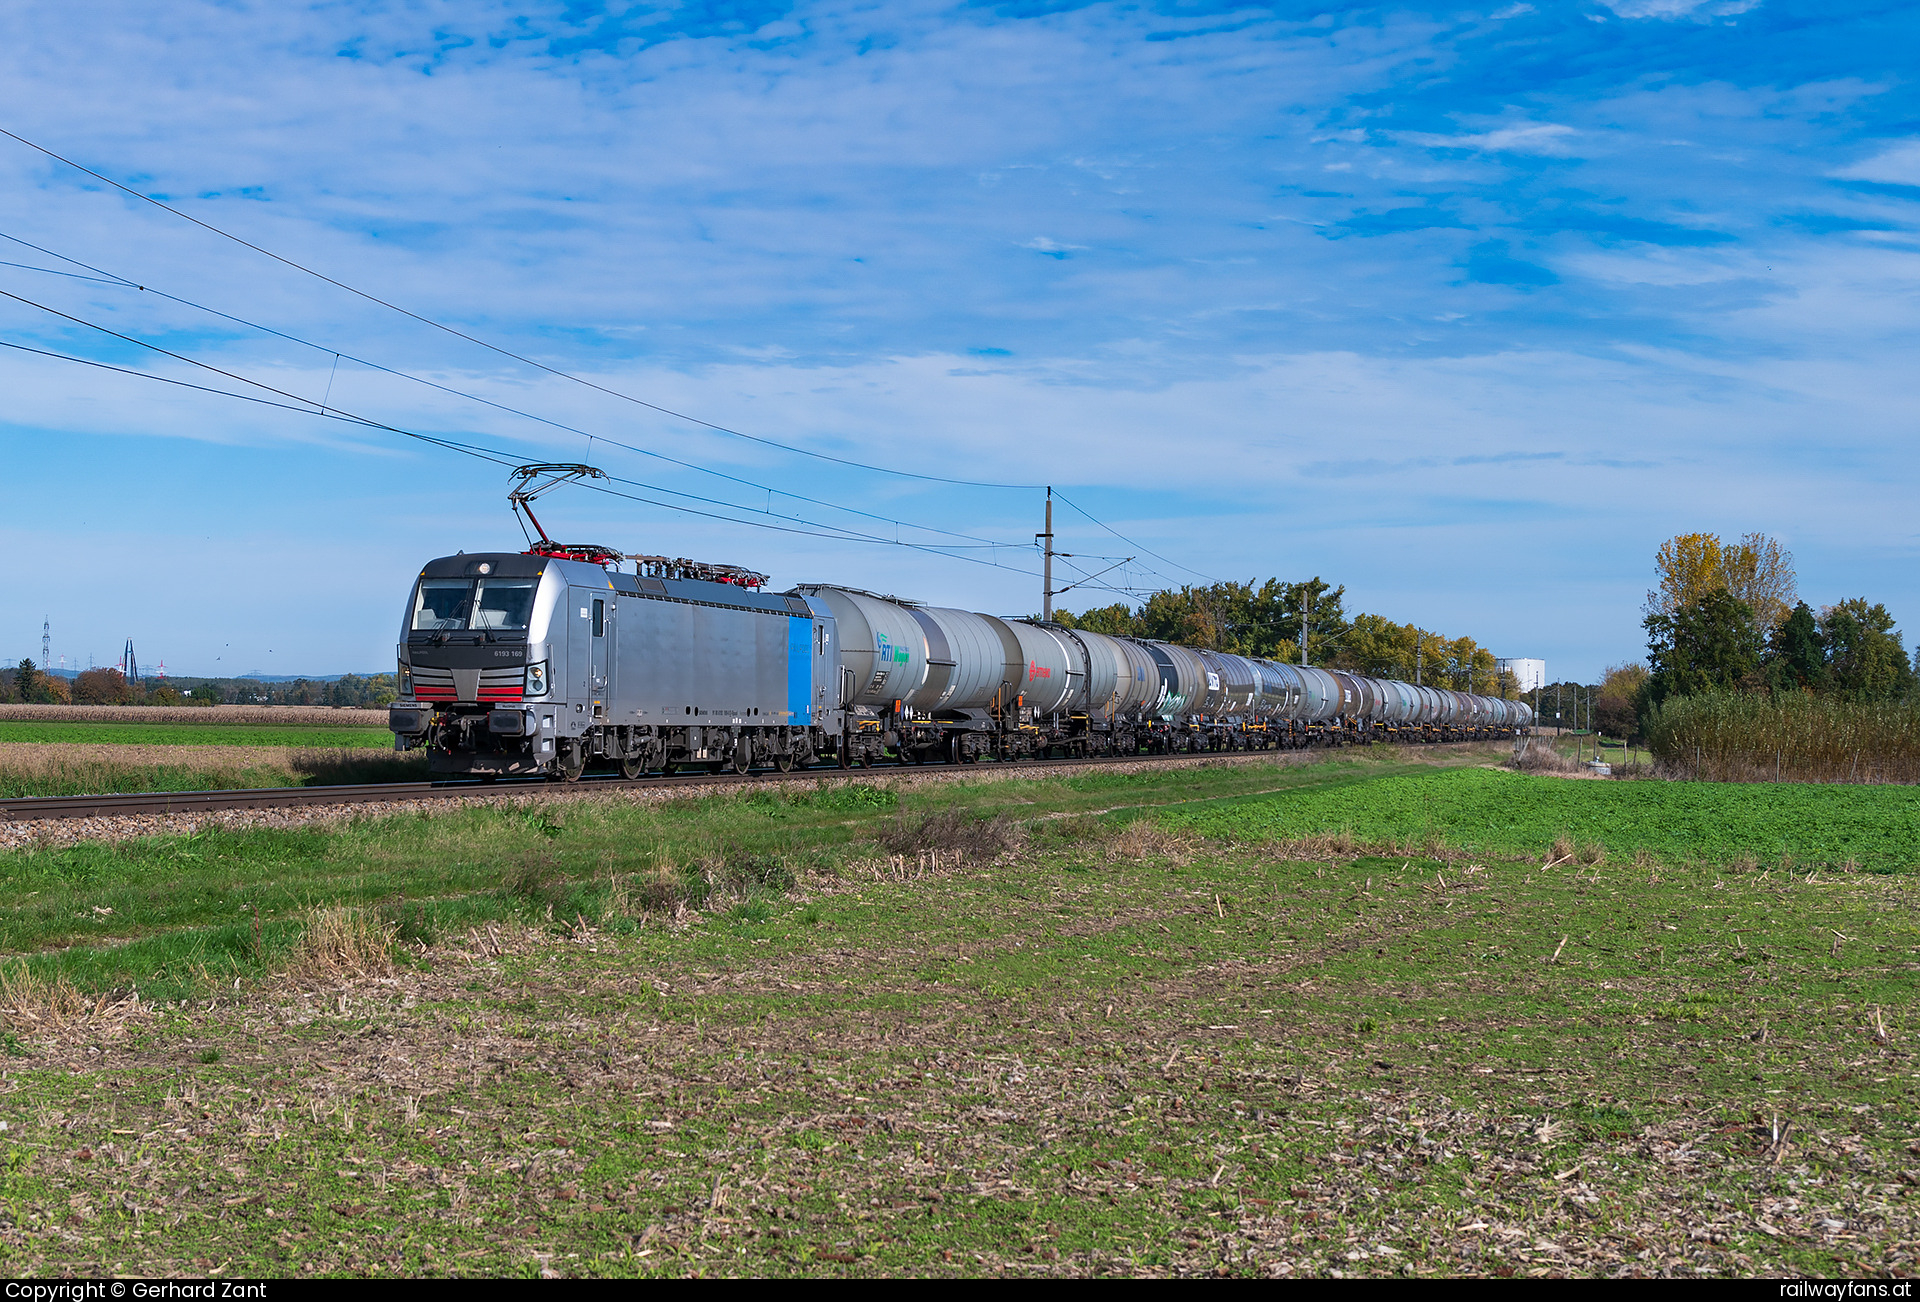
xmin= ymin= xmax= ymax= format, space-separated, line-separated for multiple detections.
xmin=774 ymin=751 xmax=794 ymax=773
xmin=559 ymin=747 xmax=586 ymax=783
xmin=620 ymin=755 xmax=645 ymax=779
xmin=731 ymin=740 xmax=753 ymax=774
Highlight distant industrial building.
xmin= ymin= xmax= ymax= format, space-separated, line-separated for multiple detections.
xmin=1497 ymin=658 xmax=1546 ymax=693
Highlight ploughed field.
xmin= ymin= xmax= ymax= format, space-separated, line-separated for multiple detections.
xmin=0 ymin=752 xmax=1914 ymax=1278
xmin=0 ymin=709 xmax=413 ymax=798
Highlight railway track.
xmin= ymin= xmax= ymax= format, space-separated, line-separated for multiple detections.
xmin=0 ymin=746 xmax=1320 ymax=822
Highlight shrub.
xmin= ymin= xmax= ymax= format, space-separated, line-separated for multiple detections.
xmin=876 ymin=808 xmax=1021 ymax=861
xmin=288 ymin=908 xmax=394 ymax=979
xmin=1507 ymin=745 xmax=1577 ymax=775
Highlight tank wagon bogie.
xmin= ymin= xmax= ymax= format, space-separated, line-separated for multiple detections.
xmin=390 ymin=552 xmax=1532 ymax=779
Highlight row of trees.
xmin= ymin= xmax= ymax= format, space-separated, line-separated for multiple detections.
xmin=1645 ymin=594 xmax=1912 ymax=710
xmin=1057 ymin=578 xmax=1519 ymax=696
xmin=1616 ymin=531 xmax=1913 ymax=741
xmin=3 ymin=660 xmax=70 ymax=704
xmin=1 ymin=662 xmax=398 ymax=708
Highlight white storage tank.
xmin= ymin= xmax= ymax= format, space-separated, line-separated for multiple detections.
xmin=1496 ymin=658 xmax=1546 ymax=693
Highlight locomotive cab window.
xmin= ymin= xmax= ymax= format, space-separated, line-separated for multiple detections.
xmin=412 ymin=578 xmax=540 ymax=632
xmin=592 ymin=599 xmax=605 ymax=637
xmin=412 ymin=580 xmax=473 ymax=631
xmin=473 ymin=580 xmax=538 ymax=631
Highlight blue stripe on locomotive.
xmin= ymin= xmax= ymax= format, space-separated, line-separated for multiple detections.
xmin=788 ymin=616 xmax=812 ymax=725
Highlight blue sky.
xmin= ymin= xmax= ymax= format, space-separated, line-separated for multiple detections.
xmin=1 ymin=0 xmax=1915 ymax=681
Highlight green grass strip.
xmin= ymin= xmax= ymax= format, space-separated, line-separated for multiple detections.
xmin=1161 ymin=764 xmax=1920 ymax=869
xmin=0 ymin=721 xmax=392 ymax=748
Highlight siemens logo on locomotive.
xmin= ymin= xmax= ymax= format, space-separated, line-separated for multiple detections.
xmin=389 ymin=551 xmax=1532 ymax=781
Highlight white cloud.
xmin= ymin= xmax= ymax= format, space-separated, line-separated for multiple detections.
xmin=1399 ymin=122 xmax=1579 ymax=155
xmin=1831 ymin=140 xmax=1920 ymax=187
xmin=1601 ymin=0 xmax=1761 ymax=18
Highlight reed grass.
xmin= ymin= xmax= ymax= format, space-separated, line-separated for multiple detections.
xmin=1646 ymin=691 xmax=1920 ymax=784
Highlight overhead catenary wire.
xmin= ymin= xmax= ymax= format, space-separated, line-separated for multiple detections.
xmin=0 ymin=125 xmax=1041 ymax=491
xmin=0 ymin=297 xmax=1136 ymax=585
xmin=0 ymin=336 xmax=517 ymax=467
xmin=1049 ymin=486 xmax=1218 ymax=585
xmin=0 ymin=283 xmax=1027 ymax=553
xmin=0 ymin=126 xmax=1216 ymax=594
xmin=4 ymin=331 xmax=1157 ymax=601
xmin=0 ymin=228 xmax=1027 ymax=555
xmin=0 ymin=330 xmax=1070 ymax=574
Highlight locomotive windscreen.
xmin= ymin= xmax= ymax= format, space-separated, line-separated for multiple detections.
xmin=411 ymin=578 xmax=539 ymax=632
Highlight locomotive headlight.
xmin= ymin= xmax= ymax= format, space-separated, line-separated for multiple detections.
xmin=525 ymin=660 xmax=550 ymax=697
xmin=398 ymin=661 xmax=413 ymax=697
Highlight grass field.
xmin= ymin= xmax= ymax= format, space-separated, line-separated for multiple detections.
xmin=0 ymin=710 xmax=402 ymax=798
xmin=0 ymin=706 xmax=388 ymax=727
xmin=0 ymin=722 xmax=392 ymax=749
xmin=1165 ymin=765 xmax=1920 ymax=871
xmin=0 ymin=710 xmax=403 ymax=802
xmin=1 ymin=753 xmax=1914 ymax=1277
xmin=0 ymin=745 xmax=425 ymax=800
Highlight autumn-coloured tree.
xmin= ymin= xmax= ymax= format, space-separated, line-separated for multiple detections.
xmin=1062 ymin=578 xmax=1347 ymax=661
xmin=1722 ymin=534 xmax=1797 ymax=628
xmin=1594 ymin=662 xmax=1649 ymax=739
xmin=1647 ymin=532 xmax=1796 ymax=628
xmin=74 ymin=667 xmax=137 ymax=704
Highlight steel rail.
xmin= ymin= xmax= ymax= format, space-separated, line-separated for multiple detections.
xmin=0 ymin=743 xmax=1368 ymax=822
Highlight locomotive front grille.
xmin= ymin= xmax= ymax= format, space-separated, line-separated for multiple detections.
xmin=477 ymin=665 xmax=525 ymax=703
xmin=410 ymin=664 xmax=524 ymax=703
xmin=411 ymin=665 xmax=457 ymax=702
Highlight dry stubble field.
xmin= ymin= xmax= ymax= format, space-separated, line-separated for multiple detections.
xmin=0 ymin=754 xmax=1915 ymax=1278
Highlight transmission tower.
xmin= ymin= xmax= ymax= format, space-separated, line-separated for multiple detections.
xmin=42 ymin=619 xmax=49 ymax=669
xmin=123 ymin=638 xmax=139 ymax=686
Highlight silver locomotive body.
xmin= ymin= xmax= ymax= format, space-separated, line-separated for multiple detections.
xmin=390 ymin=553 xmax=1531 ymax=777
xmin=392 ymin=553 xmax=837 ymax=779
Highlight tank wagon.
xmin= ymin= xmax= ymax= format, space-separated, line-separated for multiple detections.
xmin=389 ymin=550 xmax=1532 ymax=780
